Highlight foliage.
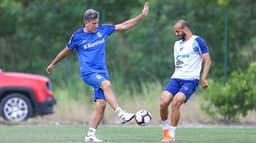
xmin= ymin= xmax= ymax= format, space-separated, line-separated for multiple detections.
xmin=0 ymin=0 xmax=256 ymax=94
xmin=1 ymin=0 xmax=256 ymax=124
xmin=202 ymin=62 xmax=256 ymax=121
xmin=0 ymin=0 xmax=255 ymax=77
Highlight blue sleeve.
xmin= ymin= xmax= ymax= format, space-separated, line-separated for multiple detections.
xmin=102 ymin=24 xmax=115 ymax=35
xmin=66 ymin=34 xmax=76 ymax=50
xmin=195 ymin=36 xmax=208 ymax=54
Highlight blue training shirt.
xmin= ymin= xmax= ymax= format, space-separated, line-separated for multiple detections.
xmin=67 ymin=25 xmax=115 ymax=76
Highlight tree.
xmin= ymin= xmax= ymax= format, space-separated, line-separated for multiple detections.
xmin=0 ymin=0 xmax=256 ymax=89
xmin=202 ymin=62 xmax=256 ymax=122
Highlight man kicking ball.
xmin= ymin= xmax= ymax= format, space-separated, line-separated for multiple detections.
xmin=46 ymin=2 xmax=149 ymax=142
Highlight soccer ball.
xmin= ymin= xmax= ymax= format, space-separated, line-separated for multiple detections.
xmin=135 ymin=109 xmax=152 ymax=126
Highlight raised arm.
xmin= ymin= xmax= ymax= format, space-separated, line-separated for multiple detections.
xmin=200 ymin=53 xmax=211 ymax=89
xmin=115 ymin=2 xmax=149 ymax=32
xmin=46 ymin=47 xmax=70 ymax=74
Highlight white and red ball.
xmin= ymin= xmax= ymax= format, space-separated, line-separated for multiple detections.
xmin=135 ymin=109 xmax=152 ymax=126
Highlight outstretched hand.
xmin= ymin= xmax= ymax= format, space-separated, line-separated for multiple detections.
xmin=142 ymin=2 xmax=149 ymax=16
xmin=46 ymin=64 xmax=54 ymax=74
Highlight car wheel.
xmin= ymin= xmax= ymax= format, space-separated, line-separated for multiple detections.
xmin=0 ymin=93 xmax=33 ymax=122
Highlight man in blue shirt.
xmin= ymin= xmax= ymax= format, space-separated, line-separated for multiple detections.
xmin=46 ymin=2 xmax=149 ymax=142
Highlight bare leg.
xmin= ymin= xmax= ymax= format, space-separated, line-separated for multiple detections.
xmin=160 ymin=91 xmax=175 ymax=142
xmin=160 ymin=91 xmax=173 ymax=121
xmin=100 ymin=80 xmax=119 ymax=110
xmin=90 ymin=99 xmax=106 ymax=129
xmin=100 ymin=80 xmax=134 ymax=124
xmin=170 ymin=92 xmax=186 ymax=126
xmin=85 ymin=99 xmax=106 ymax=141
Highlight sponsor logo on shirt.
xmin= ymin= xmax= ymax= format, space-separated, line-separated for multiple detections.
xmin=83 ymin=38 xmax=105 ymax=49
xmin=175 ymin=54 xmax=189 ymax=68
xmin=81 ymin=40 xmax=87 ymax=44
xmin=176 ymin=59 xmax=184 ymax=65
xmin=176 ymin=54 xmax=190 ymax=60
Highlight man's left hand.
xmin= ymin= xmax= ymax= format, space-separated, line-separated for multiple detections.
xmin=201 ymin=79 xmax=208 ymax=89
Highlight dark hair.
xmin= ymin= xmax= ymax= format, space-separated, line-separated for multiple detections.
xmin=176 ymin=20 xmax=191 ymax=29
xmin=83 ymin=9 xmax=99 ymax=22
xmin=182 ymin=21 xmax=190 ymax=29
xmin=179 ymin=20 xmax=190 ymax=28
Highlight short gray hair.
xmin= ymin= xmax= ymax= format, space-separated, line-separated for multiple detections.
xmin=83 ymin=9 xmax=99 ymax=22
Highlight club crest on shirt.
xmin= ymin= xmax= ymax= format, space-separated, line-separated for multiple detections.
xmin=97 ymin=32 xmax=102 ymax=38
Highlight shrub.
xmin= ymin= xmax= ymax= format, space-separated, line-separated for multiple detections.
xmin=202 ymin=62 xmax=256 ymax=122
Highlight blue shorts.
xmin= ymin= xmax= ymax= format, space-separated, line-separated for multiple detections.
xmin=81 ymin=73 xmax=108 ymax=102
xmin=164 ymin=78 xmax=199 ymax=101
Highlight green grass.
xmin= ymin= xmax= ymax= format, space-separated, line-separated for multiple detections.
xmin=0 ymin=125 xmax=255 ymax=143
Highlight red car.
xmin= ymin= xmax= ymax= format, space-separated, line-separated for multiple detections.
xmin=0 ymin=69 xmax=56 ymax=122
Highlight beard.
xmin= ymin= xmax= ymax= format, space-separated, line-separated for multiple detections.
xmin=178 ymin=31 xmax=186 ymax=40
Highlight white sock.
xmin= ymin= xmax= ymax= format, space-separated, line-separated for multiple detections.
xmin=115 ymin=107 xmax=124 ymax=116
xmin=169 ymin=126 xmax=177 ymax=137
xmin=161 ymin=120 xmax=169 ymax=130
xmin=87 ymin=127 xmax=96 ymax=136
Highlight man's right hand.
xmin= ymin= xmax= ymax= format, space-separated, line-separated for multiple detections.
xmin=46 ymin=64 xmax=54 ymax=74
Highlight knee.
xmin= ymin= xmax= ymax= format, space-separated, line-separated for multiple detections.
xmin=172 ymin=98 xmax=183 ymax=109
xmin=97 ymin=100 xmax=106 ymax=108
xmin=96 ymin=100 xmax=107 ymax=114
xmin=160 ymin=92 xmax=171 ymax=109
xmin=160 ymin=98 xmax=167 ymax=108
xmin=101 ymin=80 xmax=112 ymax=90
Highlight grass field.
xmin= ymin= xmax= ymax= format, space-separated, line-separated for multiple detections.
xmin=0 ymin=125 xmax=255 ymax=143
